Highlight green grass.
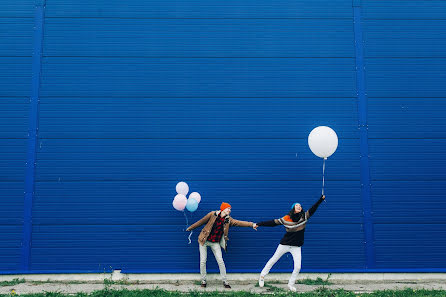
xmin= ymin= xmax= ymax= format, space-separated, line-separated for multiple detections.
xmin=0 ymin=278 xmax=26 ymax=287
xmin=254 ymin=281 xmax=285 ymax=292
xmin=103 ymin=278 xmax=140 ymax=286
xmin=259 ymin=283 xmax=286 ymax=293
xmin=1 ymin=288 xmax=446 ymax=297
xmin=296 ymin=277 xmax=332 ymax=285
xmin=253 ymin=277 xmax=332 ymax=286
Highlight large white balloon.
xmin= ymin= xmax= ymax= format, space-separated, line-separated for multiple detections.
xmin=189 ymin=192 xmax=201 ymax=204
xmin=176 ymin=182 xmax=189 ymax=195
xmin=308 ymin=126 xmax=338 ymax=159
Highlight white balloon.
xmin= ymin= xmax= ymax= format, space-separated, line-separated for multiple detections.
xmin=172 ymin=194 xmax=187 ymax=211
xmin=176 ymin=181 xmax=189 ymax=195
xmin=308 ymin=126 xmax=338 ymax=159
xmin=189 ymin=192 xmax=201 ymax=204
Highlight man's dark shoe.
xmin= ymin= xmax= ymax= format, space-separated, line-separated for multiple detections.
xmin=223 ymin=282 xmax=231 ymax=289
xmin=200 ymin=281 xmax=207 ymax=288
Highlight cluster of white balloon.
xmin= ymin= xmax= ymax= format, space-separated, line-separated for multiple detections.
xmin=172 ymin=182 xmax=201 ymax=213
xmin=308 ymin=126 xmax=339 ymax=195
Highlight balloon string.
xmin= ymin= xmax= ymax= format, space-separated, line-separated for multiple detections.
xmin=183 ymin=211 xmax=189 ymax=227
xmin=322 ymin=158 xmax=326 ymax=196
xmin=183 ymin=211 xmax=194 ymax=244
xmin=188 ymin=230 xmax=193 ymax=245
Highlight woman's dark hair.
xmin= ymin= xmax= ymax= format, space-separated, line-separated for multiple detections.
xmin=288 ymin=206 xmax=305 ymax=222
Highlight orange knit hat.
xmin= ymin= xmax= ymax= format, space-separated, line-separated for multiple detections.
xmin=220 ymin=202 xmax=232 ymax=211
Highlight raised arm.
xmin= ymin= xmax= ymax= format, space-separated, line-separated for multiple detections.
xmin=305 ymin=195 xmax=325 ymax=218
xmin=186 ymin=212 xmax=213 ymax=231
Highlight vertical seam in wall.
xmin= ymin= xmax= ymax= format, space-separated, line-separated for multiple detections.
xmin=22 ymin=0 xmax=46 ymax=271
xmin=353 ymin=0 xmax=376 ymax=269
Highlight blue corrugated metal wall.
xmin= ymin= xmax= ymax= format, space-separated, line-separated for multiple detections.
xmin=0 ymin=0 xmax=34 ymax=271
xmin=363 ymin=0 xmax=446 ymax=270
xmin=0 ymin=0 xmax=445 ymax=273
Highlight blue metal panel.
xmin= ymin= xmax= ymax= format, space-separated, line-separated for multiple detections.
xmin=37 ymin=97 xmax=359 ymax=139
xmin=43 ymin=18 xmax=354 ymax=57
xmin=362 ymin=0 xmax=446 ymax=20
xmin=33 ymin=139 xmax=359 ymax=182
xmin=364 ymin=20 xmax=446 ymax=58
xmin=365 ymin=59 xmax=446 ymax=98
xmin=44 ymin=0 xmax=353 ymax=18
xmin=0 ymin=18 xmax=33 ymax=56
xmin=368 ymin=98 xmax=446 ymax=139
xmin=0 ymin=184 xmax=24 ymax=271
xmin=374 ymin=224 xmax=446 ymax=269
xmin=40 ymin=57 xmax=356 ymax=98
xmin=0 ymin=0 xmax=33 ymax=272
xmin=369 ymin=139 xmax=446 ymax=181
xmin=364 ymin=0 xmax=446 ymax=270
xmin=0 ymin=0 xmax=34 ymax=17
xmin=372 ymin=180 xmax=446 ymax=224
xmin=32 ymin=0 xmax=361 ymax=271
xmin=0 ymin=57 xmax=32 ymax=97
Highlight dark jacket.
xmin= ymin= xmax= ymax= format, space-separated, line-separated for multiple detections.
xmin=257 ymin=196 xmax=324 ymax=246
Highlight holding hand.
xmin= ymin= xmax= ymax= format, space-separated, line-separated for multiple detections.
xmin=253 ymin=223 xmax=258 ymax=231
xmin=321 ymin=195 xmax=326 ymax=200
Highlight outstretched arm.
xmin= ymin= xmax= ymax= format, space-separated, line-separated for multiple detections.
xmin=230 ymin=218 xmax=255 ymax=229
xmin=306 ymin=195 xmax=325 ymax=218
xmin=186 ymin=212 xmax=212 ymax=231
xmin=257 ymin=219 xmax=281 ymax=227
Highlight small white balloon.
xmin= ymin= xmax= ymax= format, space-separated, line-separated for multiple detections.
xmin=189 ymin=192 xmax=201 ymax=204
xmin=308 ymin=126 xmax=338 ymax=159
xmin=172 ymin=194 xmax=187 ymax=211
xmin=176 ymin=181 xmax=189 ymax=195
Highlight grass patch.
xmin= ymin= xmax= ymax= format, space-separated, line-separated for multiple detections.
xmin=264 ymin=283 xmax=286 ymax=293
xmin=0 ymin=278 xmax=26 ymax=287
xmin=296 ymin=277 xmax=332 ymax=285
xmin=252 ymin=282 xmax=286 ymax=293
xmin=103 ymin=278 xmax=137 ymax=286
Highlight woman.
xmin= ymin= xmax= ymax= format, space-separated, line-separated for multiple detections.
xmin=256 ymin=195 xmax=325 ymax=291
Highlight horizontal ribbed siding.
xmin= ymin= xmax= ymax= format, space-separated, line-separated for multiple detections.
xmin=0 ymin=5 xmax=32 ymax=270
xmin=30 ymin=0 xmax=363 ymax=272
xmin=363 ymin=0 xmax=446 ymax=269
xmin=44 ymin=0 xmax=353 ymax=18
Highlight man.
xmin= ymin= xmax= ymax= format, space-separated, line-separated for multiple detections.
xmin=186 ymin=202 xmax=257 ymax=288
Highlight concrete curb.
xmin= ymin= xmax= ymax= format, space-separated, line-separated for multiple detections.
xmin=1 ymin=272 xmax=446 ymax=283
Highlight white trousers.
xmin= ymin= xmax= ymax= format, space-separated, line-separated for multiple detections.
xmin=199 ymin=241 xmax=227 ymax=282
xmin=260 ymin=244 xmax=302 ymax=286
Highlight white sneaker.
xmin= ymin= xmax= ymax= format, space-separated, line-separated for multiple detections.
xmin=288 ymin=284 xmax=297 ymax=292
xmin=258 ymin=275 xmax=265 ymax=288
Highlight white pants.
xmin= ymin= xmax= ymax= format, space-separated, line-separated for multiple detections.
xmin=260 ymin=244 xmax=302 ymax=286
xmin=199 ymin=241 xmax=227 ymax=282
